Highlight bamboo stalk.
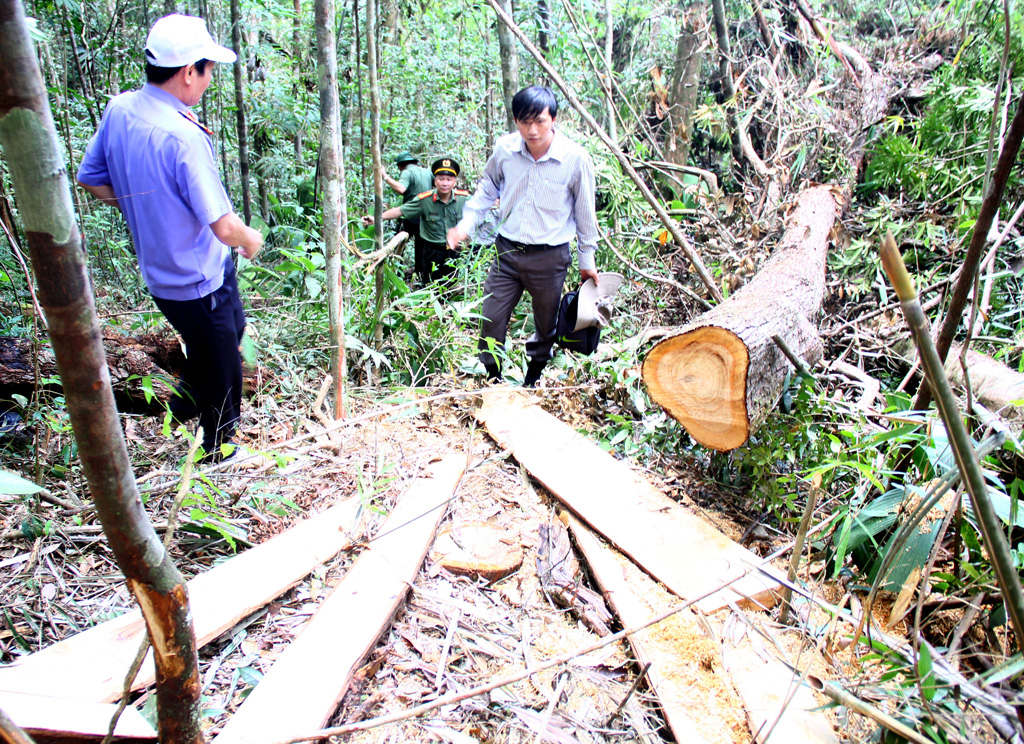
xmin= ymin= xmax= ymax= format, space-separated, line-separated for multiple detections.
xmin=779 ymin=473 xmax=821 ymax=624
xmin=880 ymin=232 xmax=1024 ymax=653
xmin=808 ymin=677 xmax=933 ymax=744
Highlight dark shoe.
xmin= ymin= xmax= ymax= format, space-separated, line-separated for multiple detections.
xmin=483 ymin=362 xmax=502 ymax=383
xmin=523 ymin=361 xmax=546 ymax=388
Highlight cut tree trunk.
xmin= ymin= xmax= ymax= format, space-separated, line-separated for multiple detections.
xmin=643 ymin=185 xmax=839 ymax=451
xmin=946 ymin=346 xmax=1024 ymax=433
xmin=0 ymin=334 xmax=182 ymax=406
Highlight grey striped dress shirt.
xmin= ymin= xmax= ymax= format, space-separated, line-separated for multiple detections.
xmin=457 ymin=130 xmax=599 ymax=271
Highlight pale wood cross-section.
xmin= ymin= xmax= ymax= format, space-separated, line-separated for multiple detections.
xmin=212 ymin=454 xmax=465 ymax=744
xmin=0 ymin=497 xmax=365 ymax=704
xmin=563 ymin=513 xmax=712 ymax=744
xmin=475 ymin=391 xmax=782 ymax=612
xmin=0 ymin=690 xmax=156 ymax=741
xmin=643 ymin=185 xmax=839 ymax=451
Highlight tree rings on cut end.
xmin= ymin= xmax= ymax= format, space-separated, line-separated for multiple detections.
xmin=642 ymin=326 xmax=749 ymax=451
xmin=430 ymin=521 xmax=524 ymax=582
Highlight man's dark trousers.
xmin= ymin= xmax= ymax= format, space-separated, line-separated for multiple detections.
xmin=478 ymin=234 xmax=572 ymax=369
xmin=154 ymin=259 xmax=246 ymax=451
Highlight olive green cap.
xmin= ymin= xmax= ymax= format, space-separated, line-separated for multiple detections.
xmin=395 ymin=151 xmax=418 ymax=165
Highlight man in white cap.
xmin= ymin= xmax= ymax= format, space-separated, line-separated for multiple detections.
xmin=77 ymin=14 xmax=263 ymax=462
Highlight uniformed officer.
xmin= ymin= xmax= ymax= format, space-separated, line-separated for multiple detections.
xmin=77 ymin=14 xmax=263 ymax=462
xmin=383 ymin=152 xmax=432 ymax=282
xmin=363 ymin=158 xmax=469 ymax=285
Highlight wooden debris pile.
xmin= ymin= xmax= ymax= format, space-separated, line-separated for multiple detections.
xmin=1 ymin=389 xmax=849 ymax=743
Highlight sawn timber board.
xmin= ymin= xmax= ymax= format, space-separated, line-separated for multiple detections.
xmin=476 ymin=391 xmax=782 ymax=612
xmin=0 ymin=497 xmax=365 ymax=704
xmin=563 ymin=513 xmax=712 ymax=744
xmin=0 ymin=690 xmax=157 ymax=741
xmin=211 ymin=455 xmax=465 ymax=744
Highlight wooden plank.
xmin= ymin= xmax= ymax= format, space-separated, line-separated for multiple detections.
xmin=564 ymin=512 xmax=713 ymax=744
xmin=212 ymin=455 xmax=465 ymax=744
xmin=476 ymin=391 xmax=782 ymax=612
xmin=0 ymin=497 xmax=365 ymax=703
xmin=0 ymin=690 xmax=156 ymax=741
xmin=722 ymin=642 xmax=839 ymax=743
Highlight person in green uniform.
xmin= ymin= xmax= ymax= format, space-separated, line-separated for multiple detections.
xmin=364 ymin=158 xmax=469 ymax=285
xmin=384 ymin=152 xmax=432 ymax=282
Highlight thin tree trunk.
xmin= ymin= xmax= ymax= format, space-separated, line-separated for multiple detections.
xmin=355 ymin=0 xmax=367 ymax=204
xmin=710 ymin=0 xmax=741 ymax=160
xmin=537 ymin=0 xmax=550 ymax=56
xmin=666 ymin=12 xmax=701 ymax=167
xmin=366 ymin=0 xmax=386 ymax=355
xmin=315 ymin=0 xmax=348 ymax=419
xmin=495 ymin=0 xmax=520 ymax=131
xmin=252 ymin=125 xmax=270 ymax=221
xmin=230 ymin=0 xmax=251 ymax=224
xmin=604 ymin=0 xmax=616 ymax=143
xmin=914 ymin=92 xmax=1024 ymax=413
xmin=0 ymin=3 xmax=201 ymax=742
xmin=164 ymin=0 xmax=176 ymax=14
xmin=293 ymin=0 xmax=303 ymax=167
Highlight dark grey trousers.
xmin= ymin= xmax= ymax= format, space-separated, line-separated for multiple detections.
xmin=478 ymin=234 xmax=572 ymax=369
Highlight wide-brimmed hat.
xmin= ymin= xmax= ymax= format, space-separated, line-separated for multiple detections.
xmin=145 ymin=14 xmax=237 ymax=67
xmin=555 ymin=290 xmax=601 ymax=355
xmin=395 ymin=151 xmax=418 ymax=165
xmin=574 ymin=272 xmax=624 ymax=331
xmin=432 ymin=158 xmax=460 ymax=177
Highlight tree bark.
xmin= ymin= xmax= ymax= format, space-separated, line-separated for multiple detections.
xmin=709 ymin=0 xmax=741 ymax=161
xmin=603 ymin=0 xmax=617 ymax=143
xmin=642 ymin=186 xmax=838 ymax=451
xmin=0 ymin=334 xmax=180 ymax=404
xmin=665 ymin=10 xmax=702 ymax=168
xmin=0 ymin=3 xmax=201 ymax=742
xmin=366 ymin=0 xmax=386 ymax=357
xmin=230 ymin=0 xmax=252 ymax=224
xmin=537 ymin=0 xmax=550 ymax=56
xmin=495 ymin=0 xmax=520 ymax=132
xmin=293 ymin=0 xmax=304 ymax=167
xmin=315 ymin=0 xmax=348 ymax=419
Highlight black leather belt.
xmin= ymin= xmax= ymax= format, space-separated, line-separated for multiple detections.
xmin=497 ymin=234 xmax=566 ymax=253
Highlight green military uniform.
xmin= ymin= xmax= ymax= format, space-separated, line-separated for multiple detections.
xmin=400 ymin=187 xmax=470 ymax=283
xmin=397 ymin=163 xmax=432 ymax=204
xmin=393 ymin=153 xmax=433 ymax=278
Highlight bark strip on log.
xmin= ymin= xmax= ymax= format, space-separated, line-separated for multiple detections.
xmin=0 ymin=334 xmax=180 ymax=403
xmin=643 ymin=185 xmax=838 ymax=451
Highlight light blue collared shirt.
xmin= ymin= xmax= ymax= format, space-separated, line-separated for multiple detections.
xmin=456 ymin=129 xmax=599 ymax=271
xmin=77 ymin=84 xmax=232 ymax=300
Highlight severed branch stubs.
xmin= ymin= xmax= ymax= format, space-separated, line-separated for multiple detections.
xmin=643 ymin=186 xmax=839 ymax=451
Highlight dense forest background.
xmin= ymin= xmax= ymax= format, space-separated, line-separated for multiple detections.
xmin=5 ymin=0 xmax=1024 ymax=740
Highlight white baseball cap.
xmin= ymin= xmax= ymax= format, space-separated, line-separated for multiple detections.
xmin=145 ymin=14 xmax=237 ymax=68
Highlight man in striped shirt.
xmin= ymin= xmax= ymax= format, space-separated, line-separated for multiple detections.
xmin=447 ymin=86 xmax=600 ymax=387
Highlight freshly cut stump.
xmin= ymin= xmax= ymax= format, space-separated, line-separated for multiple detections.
xmin=644 ymin=326 xmax=749 ymax=448
xmin=430 ymin=520 xmax=524 ymax=581
xmin=643 ymin=185 xmax=839 ymax=451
